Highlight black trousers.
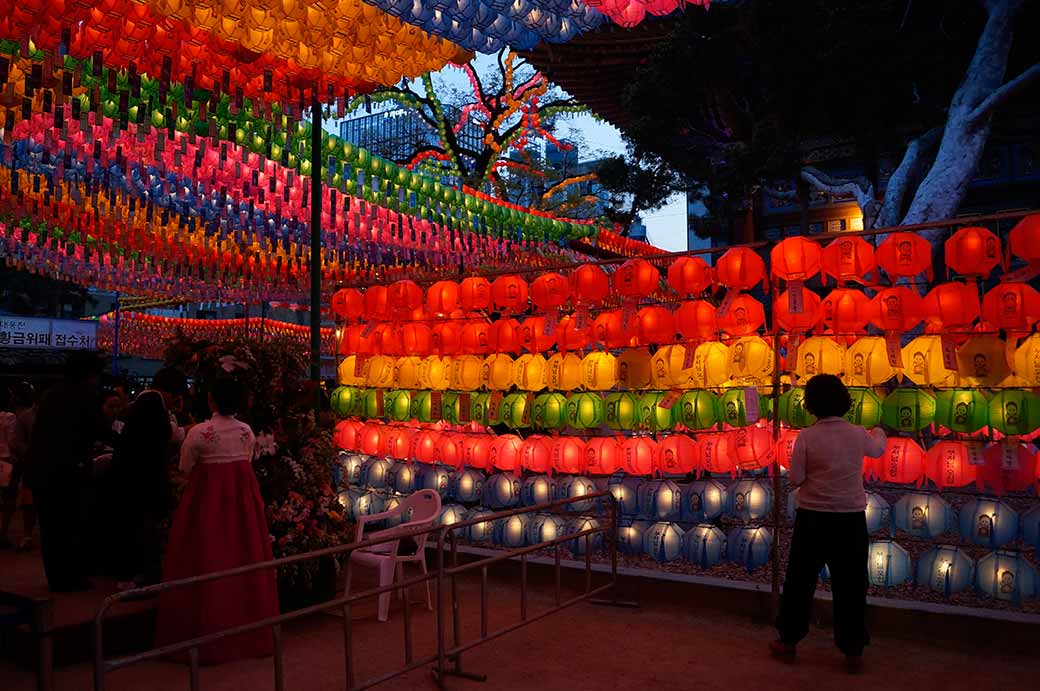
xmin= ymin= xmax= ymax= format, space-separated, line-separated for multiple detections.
xmin=777 ymin=509 xmax=869 ymax=656
xmin=34 ymin=486 xmax=90 ymax=591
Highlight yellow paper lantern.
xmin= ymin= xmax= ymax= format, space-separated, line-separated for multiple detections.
xmin=513 ymin=354 xmax=548 ymax=391
xmin=1013 ymin=333 xmax=1040 ymax=385
xmin=902 ymin=335 xmax=957 ymax=387
xmin=844 ymin=336 xmax=896 ymax=387
xmin=546 ymin=352 xmax=583 ymax=391
xmin=727 ymin=336 xmax=774 ymax=384
xmin=957 ymin=334 xmax=1010 ymax=387
xmin=338 ymin=355 xmax=365 ymax=386
xmin=651 ymin=345 xmax=695 ymax=389
xmin=689 ymin=341 xmax=730 ymax=388
xmin=365 ymin=355 xmax=396 ymax=388
xmin=418 ymin=355 xmax=452 ymax=390
xmin=616 ymin=349 xmax=654 ymax=391
xmin=482 ymin=354 xmax=515 ymax=391
xmin=794 ymin=336 xmax=846 ymax=381
xmin=581 ymin=352 xmax=618 ymax=391
xmin=450 ymin=355 xmax=484 ymax=391
xmin=393 ymin=356 xmax=423 ymax=389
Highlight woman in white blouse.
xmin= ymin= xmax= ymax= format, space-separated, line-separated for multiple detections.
xmin=155 ymin=377 xmax=279 ymax=665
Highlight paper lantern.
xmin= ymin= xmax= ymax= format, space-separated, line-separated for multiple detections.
xmin=869 ymin=437 xmax=926 ymax=485
xmin=449 ymin=355 xmax=484 ymax=391
xmin=467 ymin=509 xmax=497 ymax=543
xmin=437 ymin=504 xmax=468 ymax=530
xmin=643 ymin=522 xmax=685 ymax=562
xmin=360 ymin=423 xmax=388 ymax=456
xmin=364 ymin=286 xmax=390 ymax=321
xmin=488 ymin=318 xmax=522 ymax=354
xmin=331 ymin=386 xmax=360 ymax=417
xmin=622 ymin=437 xmax=658 ymax=476
xmin=584 ymin=437 xmax=621 ymax=475
xmin=657 ymin=435 xmax=698 ymax=475
xmin=820 ymin=288 xmax=871 ymax=334
xmin=987 ymin=389 xmax=1038 ymax=436
xmin=546 ymin=352 xmax=583 ymax=391
xmin=728 ymin=427 xmax=776 ymax=471
xmin=680 ymin=479 xmax=728 ymax=522
xmin=418 ymin=464 xmax=452 ymax=498
xmin=420 ymin=356 xmax=452 ymax=391
xmin=426 ymin=280 xmax=460 ymax=316
xmin=448 ymin=469 xmax=485 ymax=504
xmin=556 ymin=315 xmax=591 ymax=352
xmin=867 ymin=541 xmax=913 ymax=587
xmin=881 ymin=389 xmax=937 ymax=433
xmin=725 ymin=479 xmax=773 ymax=521
xmin=902 ymin=336 xmax=957 ymax=387
xmin=568 ymin=517 xmax=604 ymax=556
xmin=716 ymin=248 xmax=766 ymax=290
xmin=676 ymin=391 xmax=718 ymax=430
xmin=512 ymin=354 xmax=548 ymax=391
xmin=933 ymin=390 xmax=989 ymax=434
xmin=607 ymin=474 xmax=644 ymax=516
xmin=1009 ymin=213 xmax=1040 ymax=260
xmin=727 ymin=527 xmax=772 ymax=571
xmin=338 ymin=354 xmax=368 ymax=386
xmin=365 ymin=356 xmax=397 ymax=389
xmin=925 ymin=440 xmax=982 ymax=489
xmin=550 ymin=437 xmax=585 ymax=475
xmin=407 ymin=391 xmax=432 ymax=423
xmin=484 ymin=473 xmax=522 ymax=509
xmin=591 ymin=310 xmax=631 ymax=349
xmin=490 ymin=275 xmax=529 ymax=313
xmin=346 ymin=490 xmax=385 ymax=522
xmin=637 ymin=306 xmax=677 ymax=346
xmin=460 ymin=321 xmax=492 ymax=355
xmin=957 ymin=335 xmax=1010 ymax=387
xmin=331 ymin=288 xmax=365 ymax=320
xmin=869 ymin=287 xmax=923 ymax=332
xmin=556 ymin=476 xmax=598 ymax=513
xmin=791 ymin=336 xmax=842 ymax=382
xmin=459 ymin=277 xmax=492 ymax=311
xmin=688 ymin=341 xmax=731 ymax=388
xmin=387 ymin=461 xmax=419 ymax=495
xmin=864 ymin=492 xmax=892 ymax=534
xmin=775 ymin=429 xmax=800 ymax=471
xmin=979 ymin=442 xmax=1037 ymax=494
xmin=337 ymin=451 xmax=366 ymax=486
xmin=443 ymin=395 xmax=465 ymax=427
xmin=618 ymin=519 xmax=652 ymax=555
xmin=982 ymin=282 xmax=1040 ymax=334
xmin=517 ymin=317 xmax=557 ymax=353
xmin=650 ymin=346 xmax=693 ymax=389
xmin=668 ymin=256 xmax=713 ymax=295
xmin=531 ymin=392 xmax=568 ymax=431
xmin=976 ymin=551 xmax=1038 ymax=602
xmin=462 ymin=436 xmax=493 ymax=471
xmin=388 ymin=280 xmax=423 ymax=317
xmin=637 ymin=480 xmax=682 ymax=521
xmin=1014 ymin=333 xmax=1040 ymax=385
xmin=498 ymin=393 xmax=530 ymax=429
xmin=697 ymin=433 xmax=737 ymax=477
xmin=727 ymin=336 xmax=774 ymax=383
xmin=841 ymin=388 xmax=883 ymax=428
xmin=1021 ymin=505 xmax=1040 ymax=550
xmin=716 ymin=388 xmax=759 ymax=428
xmin=521 ymin=475 xmax=556 ymax=507
xmin=571 ymin=264 xmax=610 ymax=304
xmin=414 ymin=431 xmax=444 ymax=465
xmin=530 ymin=272 xmax=570 ymax=310
xmin=917 ymin=546 xmax=975 ymax=595
xmin=773 ymin=288 xmax=823 ymax=333
xmin=521 ymin=436 xmax=553 ymax=474
xmin=581 ymin=351 xmax=618 ymax=391
xmin=612 ymin=258 xmax=660 ymax=298
xmin=616 ymin=349 xmax=654 ymax=390
xmin=384 ymin=426 xmax=415 ymax=460
xmin=771 ymin=237 xmax=822 ymax=281
xmin=676 ymin=300 xmax=720 ymax=341
xmin=877 ymin=232 xmax=932 ymax=280
xmin=334 ymin=419 xmax=366 ymax=452
xmin=683 ymin=525 xmax=727 ymax=568
xmin=639 ymin=392 xmax=676 ymax=432
xmin=482 ymin=354 xmax=516 ymax=391
xmin=390 ymin=356 xmax=420 ymax=390
xmin=922 ymin=282 xmax=981 ymax=331
xmin=493 ymin=514 xmax=530 ymax=548
xmin=604 ymin=392 xmax=641 ymax=431
xmin=718 ymin=295 xmax=766 ymax=337
xmin=490 ymin=435 xmax=524 ymax=472
xmin=468 ymin=393 xmax=491 ymax=426
xmin=945 ymin=226 xmax=1002 ymax=277
xmin=567 ymin=392 xmax=606 ymax=430
xmin=959 ymin=498 xmax=1018 ymax=548
xmin=821 ymin=236 xmax=876 ymax=284
xmin=383 ymin=390 xmax=412 ymax=422
xmin=893 ymin=492 xmax=953 ymax=538
xmin=844 ymin=337 xmax=896 ymax=386
xmin=778 ymin=388 xmax=816 ymax=428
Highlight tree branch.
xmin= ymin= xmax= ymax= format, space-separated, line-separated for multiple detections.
xmin=968 ymin=61 xmax=1040 ymax=126
xmin=799 ymin=166 xmax=879 ymax=228
xmin=875 ymin=126 xmax=942 ymax=228
xmin=763 ymin=186 xmax=798 ymax=203
xmin=392 ymin=145 xmax=447 ymax=167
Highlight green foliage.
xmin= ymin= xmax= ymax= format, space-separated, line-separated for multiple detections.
xmin=593 ymin=151 xmax=686 ymax=231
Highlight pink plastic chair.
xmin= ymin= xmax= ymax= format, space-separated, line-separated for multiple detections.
xmin=345 ymin=489 xmax=441 ymax=622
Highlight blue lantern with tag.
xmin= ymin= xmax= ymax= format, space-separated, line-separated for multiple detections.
xmin=484 ymin=473 xmax=521 ymax=509
xmin=727 ymin=527 xmax=773 ymax=571
xmin=607 ymin=473 xmax=643 ymax=516
xmin=521 ymin=475 xmax=556 ymax=507
xmin=725 ymin=479 xmax=773 ymax=522
xmin=975 ymin=551 xmax=1038 ymax=602
xmin=637 ymin=480 xmax=682 ymax=521
xmin=958 ymin=497 xmax=1018 ymax=548
xmin=893 ymin=492 xmax=954 ymax=539
xmin=643 ymin=522 xmax=685 ymax=563
xmin=683 ymin=524 xmax=727 ymax=568
xmin=556 ymin=475 xmax=599 ymax=513
xmin=916 ymin=545 xmax=975 ymax=595
xmin=867 ymin=540 xmax=913 ymax=587
xmin=680 ymin=479 xmax=728 ymax=522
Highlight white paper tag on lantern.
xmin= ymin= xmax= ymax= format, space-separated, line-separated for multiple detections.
xmin=716 ymin=290 xmax=737 ymax=318
xmin=658 ymin=390 xmax=682 ymax=410
xmin=966 ymin=442 xmax=986 ymax=467
xmin=940 ymin=334 xmax=958 ymax=371
xmin=1001 ymin=444 xmax=1019 ymax=470
xmin=787 ymin=280 xmax=805 ymax=314
xmin=744 ymin=387 xmax=760 ymax=423
xmin=885 ymin=332 xmax=903 ymax=368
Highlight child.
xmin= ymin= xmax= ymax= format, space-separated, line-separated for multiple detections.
xmin=771 ymin=374 xmax=886 ymax=672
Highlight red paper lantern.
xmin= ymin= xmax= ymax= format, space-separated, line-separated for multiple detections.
xmin=667 ymin=256 xmax=713 ymax=295
xmin=922 ymin=282 xmax=981 ymax=331
xmin=463 ymin=435 xmax=493 ymax=470
xmin=869 ymin=287 xmax=923 ymax=332
xmin=364 ymin=285 xmax=390 ymax=321
xmin=675 ymin=300 xmax=719 ymax=341
xmin=877 ymin=232 xmax=932 ymax=280
xmin=728 ymin=426 xmax=775 ymax=470
xmin=531 ymin=272 xmax=571 ymax=310
xmin=427 ymin=281 xmax=460 ymax=316
xmin=431 ymin=321 xmax=463 ymax=355
xmin=925 ymin=440 xmax=980 ymax=489
xmin=521 ymin=435 xmax=553 ymax=474
xmin=584 ymin=437 xmax=621 ymax=475
xmin=636 ymin=306 xmax=677 ymax=346
xmin=821 ymin=236 xmax=876 ymax=284
xmin=773 ymin=288 xmax=823 ymax=332
xmin=820 ymin=288 xmax=871 ymax=334
xmin=333 ymin=419 xmax=364 ymax=450
xmin=551 ymin=437 xmax=586 ymax=475
xmin=388 ymin=280 xmax=423 ymax=316
xmin=716 ymin=248 xmax=766 ymax=290
xmin=401 ymin=323 xmax=432 ymax=356
xmin=771 ymin=237 xmax=822 ymax=282
xmin=331 ymin=288 xmax=364 ymax=320
xmin=1008 ymin=213 xmax=1040 ymax=260
xmin=384 ymin=426 xmax=414 ymax=460
xmin=612 ymin=258 xmax=660 ymax=298
xmin=718 ymin=295 xmax=766 ymax=336
xmin=776 ymin=428 xmax=799 ymax=470
xmin=591 ymin=310 xmax=630 ymax=349
xmin=413 ymin=429 xmax=441 ymax=464
xmin=368 ymin=324 xmax=396 ymax=356
xmin=657 ymin=435 xmax=697 ymax=475
xmin=461 ymin=321 xmax=492 ymax=355
xmin=697 ymin=433 xmax=735 ymax=477
xmin=489 ymin=318 xmax=523 ymax=354
xmin=571 ymin=264 xmax=610 ymax=304
xmin=621 ymin=437 xmax=657 ymax=476
xmin=437 ymin=433 xmax=466 ymax=468
xmin=491 ymin=275 xmax=529 ymax=313
xmin=460 ymin=277 xmax=492 ymax=311
xmin=518 ymin=316 xmax=557 ymax=353
xmin=868 ymin=437 xmax=925 ymax=485
xmin=360 ymin=423 xmax=388 ymax=456
xmin=945 ymin=226 xmax=1002 ymax=277
xmin=979 ymin=442 xmax=1037 ymax=494
xmin=491 ymin=434 xmax=524 ymax=472
xmin=556 ymin=315 xmax=591 ymax=351
xmin=981 ymin=282 xmax=1040 ymax=333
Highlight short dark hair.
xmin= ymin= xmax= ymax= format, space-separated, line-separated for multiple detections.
xmin=802 ymin=374 xmax=852 ymax=418
xmin=210 ymin=377 xmax=245 ymax=416
xmin=152 ymin=367 xmax=188 ymax=397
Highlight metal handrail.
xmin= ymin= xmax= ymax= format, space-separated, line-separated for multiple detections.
xmin=94 ymin=490 xmax=620 ymax=691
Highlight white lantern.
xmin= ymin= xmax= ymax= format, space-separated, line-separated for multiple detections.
xmin=975 ymin=551 xmax=1038 ymax=602
xmin=418 ymin=464 xmax=452 ymax=498
xmin=484 ymin=473 xmax=521 ymax=509
xmin=618 ymin=519 xmax=651 ymax=556
xmin=527 ymin=513 xmax=568 ymax=545
xmin=437 ymin=504 xmax=468 ymax=529
xmin=867 ymin=540 xmax=913 ymax=587
xmin=864 ymin=491 xmax=891 ymax=534
xmin=727 ymin=527 xmax=773 ymax=571
xmin=916 ymin=545 xmax=975 ymax=595
xmin=361 ymin=456 xmax=394 ymax=489
xmin=338 ymin=451 xmax=366 ymax=487
xmin=1021 ymin=505 xmax=1040 ymax=551
xmin=493 ymin=514 xmax=530 ymax=548
xmin=386 ymin=460 xmax=418 ymax=494
xmin=683 ymin=524 xmax=727 ymax=568
xmin=467 ymin=509 xmax=496 ymax=543
xmin=680 ymin=479 xmax=727 ymax=522
xmin=556 ymin=476 xmax=598 ymax=513
xmin=449 ymin=468 xmax=486 ymax=504
xmin=607 ymin=473 xmax=644 ymax=516
xmin=725 ymin=479 xmax=773 ymax=522
xmin=521 ymin=475 xmax=556 ymax=507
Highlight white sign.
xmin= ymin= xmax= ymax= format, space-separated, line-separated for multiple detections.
xmin=0 ymin=316 xmax=98 ymax=350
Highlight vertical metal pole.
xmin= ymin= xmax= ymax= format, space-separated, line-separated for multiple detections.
xmin=259 ymin=300 xmax=268 ymax=345
xmin=111 ymin=293 xmax=120 ymax=376
xmin=769 ymin=270 xmax=784 ymax=620
xmin=309 ymin=87 xmax=322 ymax=391
xmin=188 ymin=648 xmax=200 ymax=691
xmin=244 ymin=302 xmax=250 ymax=339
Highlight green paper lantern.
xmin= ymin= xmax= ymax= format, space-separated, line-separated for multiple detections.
xmin=881 ymin=388 xmax=937 ymax=433
xmin=639 ymin=392 xmax=675 ymax=432
xmin=469 ymin=392 xmax=491 ymax=426
xmin=567 ymin=392 xmax=606 ymax=430
xmin=934 ymin=389 xmax=989 ymax=433
xmin=441 ymin=391 xmax=462 ymax=425
xmin=604 ymin=392 xmax=640 ymax=431
xmin=385 ymin=390 xmax=412 ymax=422
xmin=330 ymin=386 xmax=360 ymax=417
xmin=988 ymin=389 xmax=1038 ymax=436
xmin=844 ymin=387 xmax=884 ymax=428
xmin=361 ymin=388 xmax=382 ymax=419
xmin=676 ymin=390 xmax=718 ymax=430
xmin=410 ymin=390 xmax=433 ymax=423
xmin=532 ymin=393 xmax=568 ymax=430
xmin=716 ymin=388 xmax=760 ymax=427
xmin=500 ymin=393 xmax=531 ymax=429
xmin=778 ymin=388 xmax=816 ymax=429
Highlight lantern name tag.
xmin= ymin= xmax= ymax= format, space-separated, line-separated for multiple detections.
xmin=885 ymin=333 xmax=903 ymax=368
xmin=458 ymin=393 xmax=471 ymax=423
xmin=430 ymin=391 xmax=442 ymax=420
xmin=682 ymin=344 xmax=696 ymax=370
xmin=744 ymin=387 xmax=759 ymax=423
xmin=488 ymin=391 xmax=503 ymax=420
xmin=966 ymin=443 xmax=986 ymax=466
xmin=1001 ymin=444 xmax=1020 ymax=471
xmin=787 ymin=280 xmax=805 ymax=314
xmin=940 ymin=334 xmax=958 ymax=370
xmin=716 ymin=290 xmax=737 ymax=318
xmin=353 ymin=355 xmax=368 ymax=378
xmin=658 ymin=390 xmax=682 ymax=410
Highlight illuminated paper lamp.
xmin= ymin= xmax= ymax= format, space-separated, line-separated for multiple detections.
xmin=427 ymin=280 xmax=460 ymax=317
xmin=727 ymin=336 xmax=774 ymax=383
xmin=468 ymin=509 xmax=497 ymax=543
xmin=638 ymin=392 xmax=675 ymax=432
xmin=622 ymin=437 xmax=658 ymax=475
xmin=489 ymin=318 xmax=523 ymax=354
xmin=611 ymin=349 xmax=650 ymax=390
xmin=365 ymin=355 xmax=397 ymax=388
xmin=821 ymin=236 xmax=876 ymax=284
xmin=612 ymin=258 xmax=660 ymax=298
xmin=676 ymin=300 xmax=719 ymax=341
xmin=893 ymin=492 xmax=954 ymax=538
xmin=716 ymin=388 xmax=757 ymax=428
xmin=343 ymin=490 xmax=385 ymax=522
xmin=902 ymin=335 xmax=957 ymax=387
xmin=643 ymin=522 xmax=685 ymax=562
xmin=728 ymin=427 xmax=776 ymax=471
xmin=482 ymin=354 xmax=516 ymax=391
xmin=981 ymin=282 xmax=1040 ymax=333
xmin=394 ymin=357 xmax=423 ymax=390
xmin=725 ymin=479 xmax=773 ymax=521
xmin=869 ymin=287 xmax=923 ymax=332
xmin=697 ymin=433 xmax=736 ymax=477
xmin=657 ymin=435 xmax=698 ymax=475
xmin=387 ymin=461 xmax=419 ymax=495
xmin=499 ymin=393 xmax=530 ymax=429
xmin=431 ymin=322 xmax=463 ymax=355
xmin=718 ymin=295 xmax=766 ymax=336
xmin=360 ymin=423 xmax=388 ymax=456
xmin=484 ymin=473 xmax=522 ymax=509
xmin=334 ymin=420 xmax=365 ymax=453
xmin=843 ymin=388 xmax=884 ymax=428
xmin=437 ymin=504 xmax=468 ymax=530
xmin=493 ymin=514 xmax=530 ymax=548
xmin=932 ymin=389 xmax=989 ymax=435
xmin=521 ymin=436 xmax=553 ymax=474
xmin=419 ymin=356 xmax=452 ymax=391
xmin=1007 ymin=213 xmax=1040 ymax=260
xmin=676 ymin=391 xmax=718 ymax=430
xmin=357 ymin=389 xmax=381 ymax=420
xmin=1013 ymin=333 xmax=1040 ymax=385
xmin=441 ymin=430 xmax=467 ymax=466
xmin=331 ymin=386 xmax=361 ymax=417
xmin=566 ymin=392 xmax=607 ymax=430
xmin=668 ymin=256 xmax=713 ymax=295
xmin=727 ymin=527 xmax=773 ymax=571
xmin=385 ymin=427 xmax=416 ymax=460
xmin=794 ymin=336 xmax=845 ymax=381
xmin=556 ymin=315 xmax=591 ymax=352
xmin=881 ymin=389 xmax=937 ymax=433
xmin=987 ymin=389 xmax=1038 ymax=436
xmin=364 ymin=286 xmax=390 ymax=321
xmin=683 ymin=524 xmax=727 ymax=568
xmin=774 ymin=288 xmax=823 ymax=333
xmin=581 ymin=351 xmax=618 ymax=391
xmin=517 ymin=317 xmax=557 ymax=353
xmin=869 ymin=437 xmax=926 ymax=485
xmin=820 ymin=288 xmax=871 ymax=334
xmin=957 ymin=335 xmax=1010 ymax=387
xmin=401 ymin=323 xmax=432 ymax=356
xmin=680 ymin=479 xmax=728 ymax=522
xmin=607 ymin=474 xmax=644 ymax=515
xmin=945 ymin=226 xmax=1002 ymax=277
xmin=527 ymin=513 xmax=568 ymax=545
xmin=844 ymin=337 xmax=896 ymax=387
xmin=650 ymin=345 xmax=693 ymax=389
xmin=877 ymin=232 xmax=932 ymax=281
xmin=864 ymin=492 xmax=891 ymax=534
xmin=688 ymin=341 xmax=731 ymax=388
xmin=591 ymin=310 xmax=631 ymax=349
xmin=976 ymin=551 xmax=1038 ymax=602
xmin=637 ymin=306 xmax=677 ymax=346
xmin=460 ymin=321 xmax=492 ymax=355
xmin=546 ymin=352 xmax=583 ymax=391
xmin=491 ymin=275 xmax=529 ymax=313
xmin=557 ymin=475 xmax=598 ymax=513
xmin=332 ymin=288 xmax=365 ymax=320
xmin=568 ymin=517 xmax=603 ymax=556
xmin=469 ymin=393 xmax=491 ymax=426
xmin=462 ymin=436 xmax=493 ymax=471
xmin=532 ymin=392 xmax=568 ymax=430
xmin=771 ymin=237 xmax=822 ymax=281
xmin=618 ymin=519 xmax=652 ymax=555
xmin=450 ymin=355 xmax=484 ymax=391
xmin=551 ymin=437 xmax=587 ymax=475
xmin=776 ymin=429 xmax=800 ymax=471
xmin=338 ymin=356 xmax=367 ymax=387
xmin=922 ymin=282 xmax=981 ymax=331
xmin=604 ymin=392 xmax=641 ymax=431
xmin=409 ymin=391 xmax=433 ymax=423
xmin=778 ymin=388 xmax=817 ymax=429
xmin=1021 ymin=505 xmax=1040 ymax=550
xmin=917 ymin=546 xmax=975 ymax=595
xmin=925 ymin=440 xmax=981 ymax=489
xmin=571 ymin=264 xmax=610 ymax=304
xmin=490 ymin=435 xmax=524 ymax=473
xmin=958 ymin=498 xmax=1018 ymax=548
xmin=637 ymin=480 xmax=682 ymax=521
xmin=460 ymin=277 xmax=492 ymax=311
xmin=449 ymin=469 xmax=486 ymax=504
xmin=979 ymin=442 xmax=1037 ymax=494
xmin=384 ymin=390 xmax=413 ymax=422
xmin=716 ymin=248 xmax=766 ymax=290
xmin=582 ymin=438 xmax=620 ymax=476
xmin=867 ymin=541 xmax=913 ymax=587
xmin=530 ymin=272 xmax=570 ymax=310
xmin=337 ymin=452 xmax=366 ymax=486
xmin=388 ymin=280 xmax=424 ymax=317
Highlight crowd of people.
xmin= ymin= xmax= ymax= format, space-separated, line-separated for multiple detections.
xmin=0 ymin=352 xmax=279 ymax=664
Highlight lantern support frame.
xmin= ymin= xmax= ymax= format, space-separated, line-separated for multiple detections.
xmin=310 ymin=87 xmax=323 ymax=392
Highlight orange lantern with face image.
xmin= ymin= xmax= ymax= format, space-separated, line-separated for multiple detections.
xmin=431 ymin=321 xmax=462 ymax=355
xmin=771 ymin=237 xmax=822 ymax=282
xmin=773 ymin=288 xmax=823 ymax=333
xmin=667 ymin=256 xmax=713 ymax=296
xmin=331 ymin=288 xmax=365 ymax=320
xmin=877 ymin=232 xmax=932 ymax=281
xmin=491 ymin=275 xmax=529 ymax=313
xmin=869 ymin=287 xmax=923 ymax=332
xmin=460 ymin=277 xmax=492 ymax=311
xmin=461 ymin=321 xmax=492 ymax=355
xmin=426 ymin=280 xmax=460 ymax=316
xmin=921 ymin=282 xmax=980 ymax=331
xmin=531 ymin=272 xmax=570 ymax=310
xmin=676 ymin=300 xmax=719 ymax=341
xmin=571 ymin=264 xmax=610 ymax=304
xmin=400 ymin=323 xmax=432 ymax=356
xmin=819 ymin=288 xmax=871 ymax=335
xmin=658 ymin=434 xmax=698 ymax=475
xmin=489 ymin=318 xmax=523 ymax=354
xmin=584 ymin=437 xmax=621 ymax=475
xmin=521 ymin=435 xmax=553 ymax=474
xmin=718 ymin=295 xmax=765 ymax=337
xmin=612 ymin=258 xmax=660 ymax=298
xmin=463 ymin=435 xmax=494 ymax=471
xmin=491 ymin=434 xmax=524 ymax=472
xmin=945 ymin=226 xmax=1002 ymax=277
xmin=517 ymin=317 xmax=557 ymax=353
xmin=821 ymin=236 xmax=876 ymax=284
xmin=556 ymin=315 xmax=591 ymax=352
xmin=636 ymin=306 xmax=677 ymax=346
xmin=716 ymin=247 xmax=766 ymax=290
xmin=591 ymin=310 xmax=631 ymax=349
xmin=621 ymin=437 xmax=657 ymax=476
xmin=551 ymin=437 xmax=586 ymax=475
xmin=982 ymin=282 xmax=1040 ymax=334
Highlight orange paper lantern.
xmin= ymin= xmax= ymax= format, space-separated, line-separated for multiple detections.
xmin=331 ymin=288 xmax=365 ymax=320
xmin=716 ymin=248 xmax=766 ymax=290
xmin=821 ymin=236 xmax=876 ymax=284
xmin=517 ymin=316 xmax=557 ymax=353
xmin=571 ymin=264 xmax=610 ymax=304
xmin=551 ymin=437 xmax=586 ymax=475
xmin=592 ymin=310 xmax=631 ymax=349
xmin=460 ymin=321 xmax=492 ymax=355
xmin=426 ymin=281 xmax=460 ymax=316
xmin=773 ymin=288 xmax=823 ymax=332
xmin=489 ymin=318 xmax=523 ymax=354
xmin=869 ymin=287 xmax=923 ymax=332
xmin=820 ymin=288 xmax=871 ymax=334
xmin=982 ymin=282 xmax=1040 ymax=333
xmin=521 ymin=435 xmax=553 ymax=474
xmin=718 ymin=295 xmax=765 ymax=336
xmin=584 ymin=437 xmax=621 ymax=475
xmin=388 ymin=280 xmax=423 ymax=316
xmin=491 ymin=275 xmax=530 ymax=313
xmin=460 ymin=277 xmax=492 ymax=311
xmin=771 ymin=237 xmax=822 ymax=282
xmin=431 ymin=321 xmax=463 ymax=355
xmin=658 ymin=434 xmax=698 ymax=475
xmin=945 ymin=226 xmax=1002 ymax=277
xmin=877 ymin=232 xmax=932 ymax=281
xmin=621 ymin=437 xmax=657 ymax=476
xmin=530 ymin=272 xmax=570 ymax=310
xmin=868 ymin=437 xmax=925 ymax=485
xmin=922 ymin=282 xmax=980 ymax=331
xmin=636 ymin=306 xmax=677 ymax=346
xmin=364 ymin=285 xmax=390 ymax=321
xmin=667 ymin=256 xmax=713 ymax=295
xmin=491 ymin=434 xmax=524 ymax=472
xmin=1008 ymin=213 xmax=1040 ymax=260
xmin=612 ymin=258 xmax=660 ymax=298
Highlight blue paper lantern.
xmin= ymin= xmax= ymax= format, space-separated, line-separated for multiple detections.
xmin=618 ymin=519 xmax=651 ymax=556
xmin=568 ymin=517 xmax=603 ymax=556
xmin=527 ymin=513 xmax=568 ymax=545
xmin=437 ymin=503 xmax=468 ymax=529
xmin=556 ymin=476 xmax=599 ymax=513
xmin=680 ymin=479 xmax=728 ymax=522
xmin=864 ymin=491 xmax=891 ymax=534
xmin=386 ymin=461 xmax=418 ymax=494
xmin=642 ymin=522 xmax=685 ymax=563
xmin=916 ymin=545 xmax=975 ymax=595
xmin=725 ymin=479 xmax=773 ymax=521
xmin=1021 ymin=505 xmax=1040 ymax=551
xmin=893 ymin=492 xmax=954 ymax=539
xmin=637 ymin=480 xmax=682 ymax=521
xmin=521 ymin=475 xmax=556 ymax=507
xmin=484 ymin=473 xmax=521 ymax=509
xmin=467 ymin=509 xmax=496 ymax=543
xmin=867 ymin=540 xmax=913 ymax=587
xmin=340 ymin=489 xmax=385 ymax=521
xmin=380 ymin=495 xmax=406 ymax=528
xmin=361 ymin=457 xmax=394 ymax=489
xmin=338 ymin=451 xmax=366 ymax=487
xmin=727 ymin=527 xmax=773 ymax=571
xmin=975 ymin=551 xmax=1038 ymax=602
xmin=683 ymin=524 xmax=727 ymax=568
xmin=607 ymin=473 xmax=643 ymax=516
xmin=493 ymin=514 xmax=530 ymax=548
xmin=450 ymin=468 xmax=486 ymax=504
xmin=958 ymin=497 xmax=1018 ymax=548
xmin=418 ymin=464 xmax=452 ymax=498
